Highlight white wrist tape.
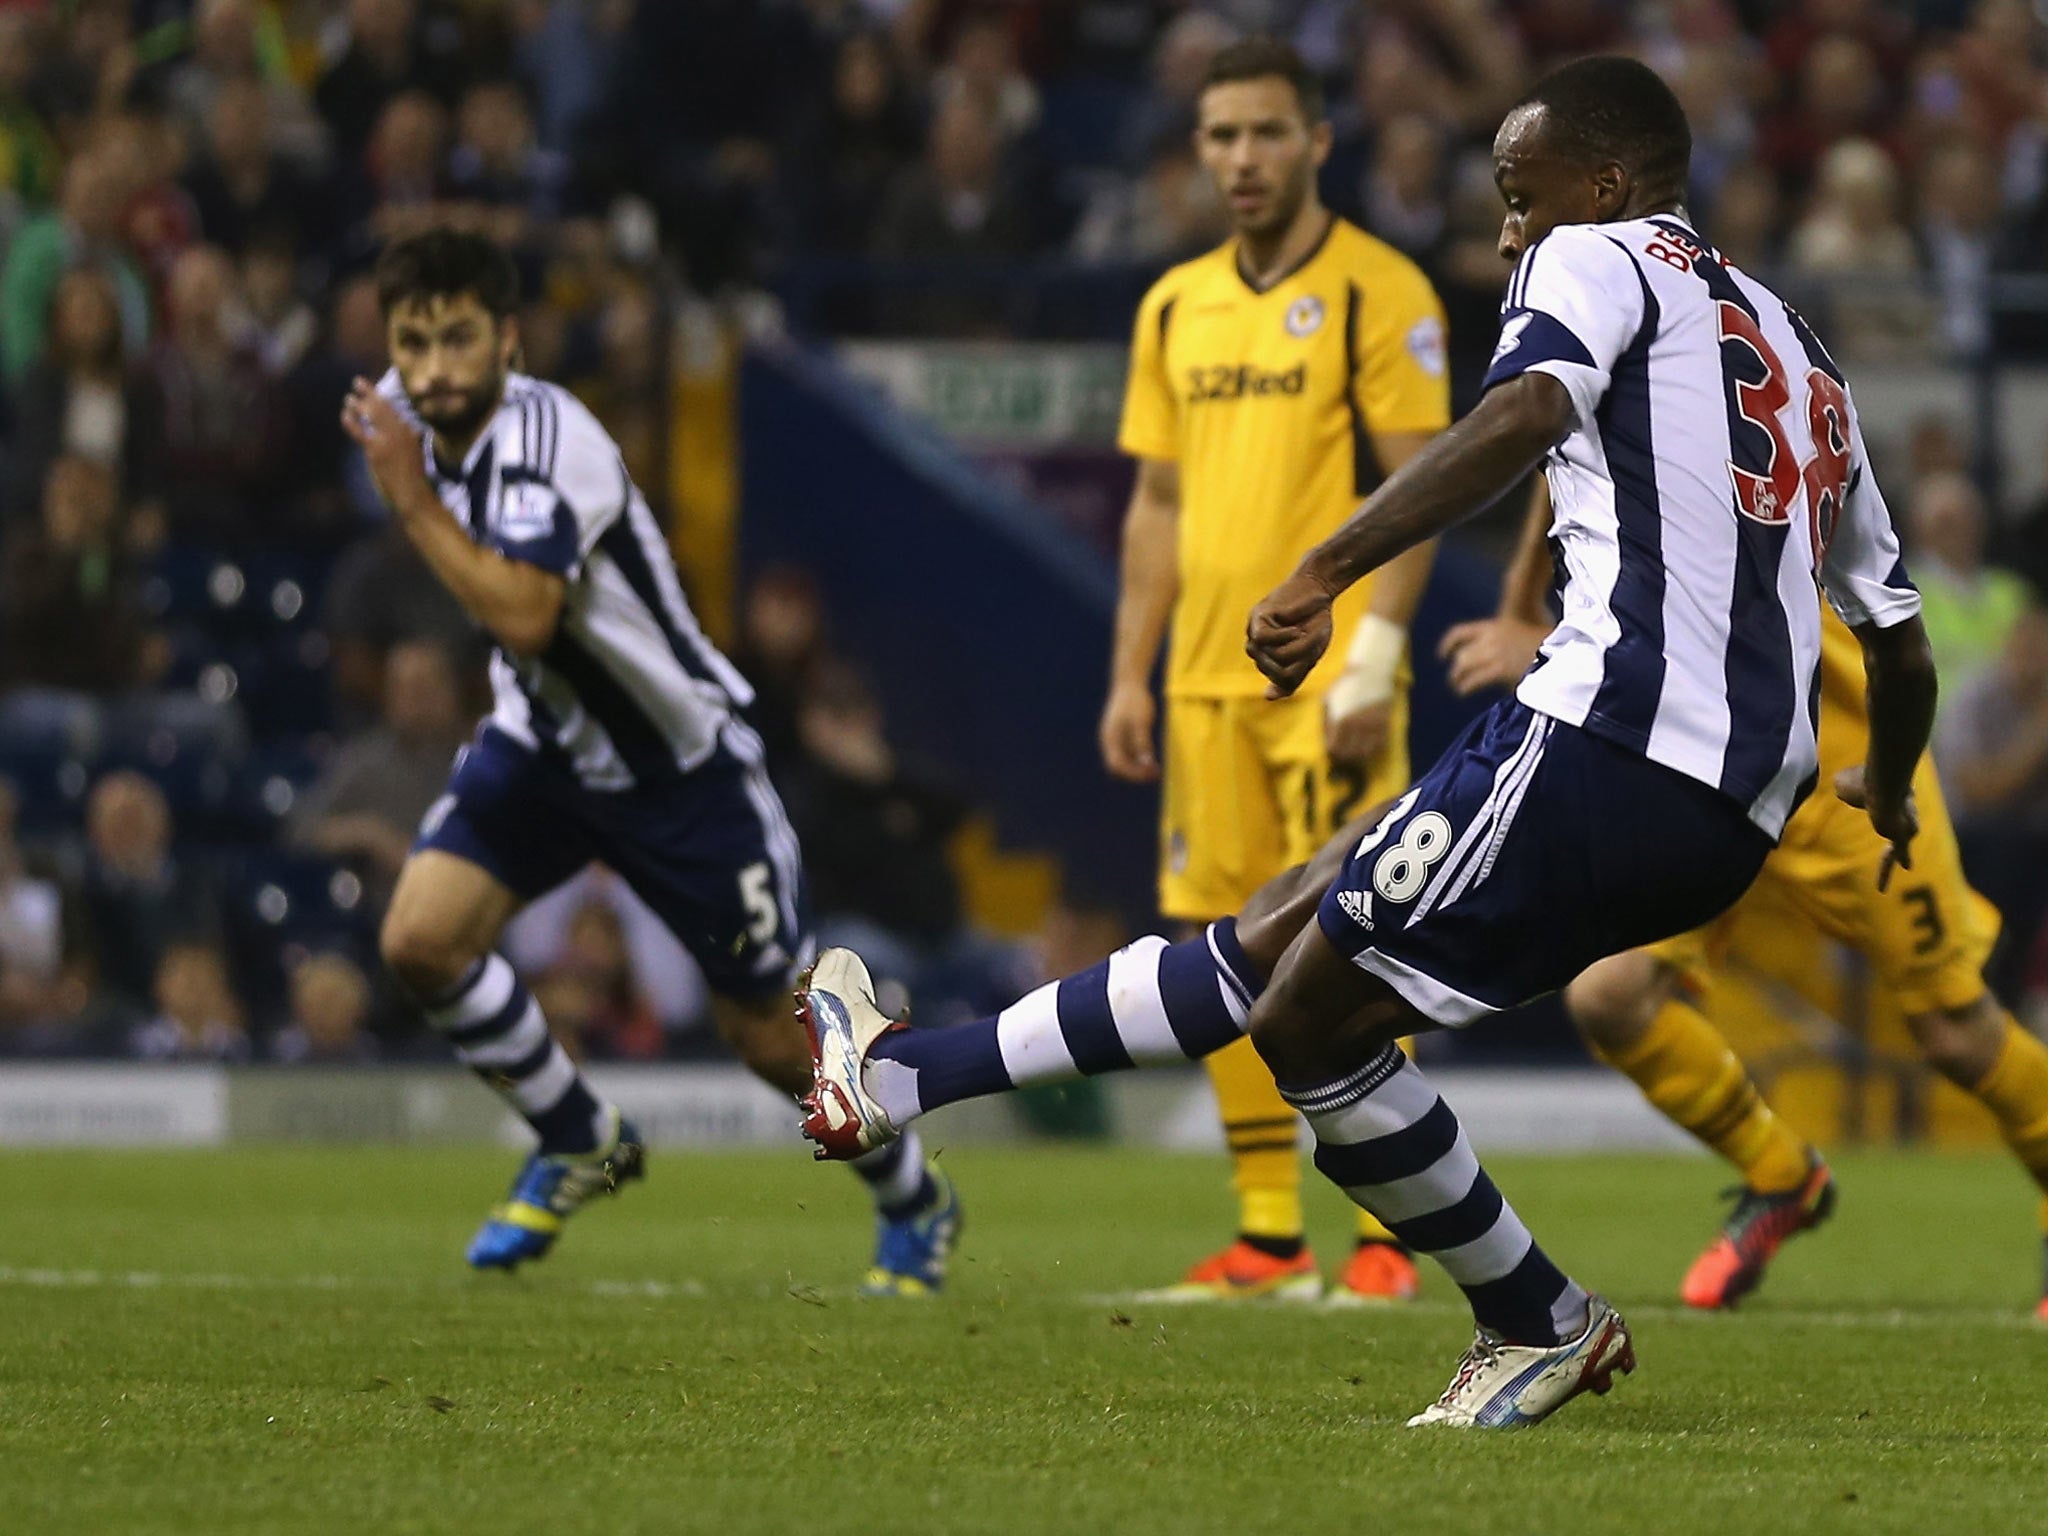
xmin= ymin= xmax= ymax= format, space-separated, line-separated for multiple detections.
xmin=1324 ymin=614 xmax=1405 ymax=720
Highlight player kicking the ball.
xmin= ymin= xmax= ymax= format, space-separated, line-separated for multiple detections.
xmin=1443 ymin=484 xmax=2048 ymax=1315
xmin=343 ymin=230 xmax=958 ymax=1291
xmin=796 ymin=56 xmax=1936 ymax=1426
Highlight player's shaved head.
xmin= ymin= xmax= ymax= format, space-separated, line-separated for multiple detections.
xmin=1512 ymin=56 xmax=1692 ymax=198
xmin=1491 ymin=56 xmax=1692 ymax=263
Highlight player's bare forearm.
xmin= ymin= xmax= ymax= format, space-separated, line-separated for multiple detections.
xmin=388 ymin=481 xmax=565 ymax=658
xmin=1109 ymin=462 xmax=1179 ymax=691
xmin=1248 ymin=377 xmax=1569 ymax=698
xmin=1361 ymin=432 xmax=1440 ymax=629
xmin=1301 ymin=374 xmax=1570 ymax=598
xmin=1859 ymin=615 xmax=1937 ymax=804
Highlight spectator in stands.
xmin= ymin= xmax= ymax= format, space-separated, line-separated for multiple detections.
xmin=1349 ymin=0 xmax=1527 ymax=138
xmin=283 ymin=273 xmax=394 ymax=542
xmin=287 ymin=639 xmax=469 ymax=912
xmin=503 ymin=866 xmax=710 ymax=1034
xmin=569 ymin=280 xmax=664 ymax=497
xmin=314 ymin=0 xmax=467 ymax=163
xmin=117 ymin=106 xmax=204 ymax=305
xmin=160 ymin=0 xmax=328 ymax=170
xmin=1070 ymin=130 xmax=1226 ymax=265
xmin=872 ymin=91 xmax=1036 ymax=333
xmin=0 ymin=11 xmax=61 ymax=233
xmin=79 ymin=771 xmax=223 ymax=1022
xmin=734 ymin=564 xmax=830 ymax=772
xmin=782 ymin=661 xmax=1020 ymax=1021
xmin=447 ymin=79 xmax=566 ymax=255
xmin=1939 ymin=605 xmax=2048 ymax=999
xmin=1117 ymin=10 xmax=1235 ymax=172
xmin=136 ymin=243 xmax=289 ymax=545
xmin=783 ymin=28 xmax=923 ymax=256
xmin=932 ymin=10 xmax=1041 ymax=144
xmin=181 ymin=76 xmax=324 ymax=261
xmin=5 ymin=267 xmax=161 ymax=535
xmin=1787 ymin=138 xmax=1926 ymax=359
xmin=1917 ymin=139 xmax=2001 ymax=357
xmin=271 ymin=950 xmax=379 ymax=1062
xmin=536 ymin=898 xmax=666 ymax=1061
xmin=129 ymin=940 xmax=250 ymax=1061
xmin=1708 ymin=159 xmax=1782 ymax=273
xmin=340 ymin=89 xmax=450 ymax=257
xmin=0 ymin=778 xmax=93 ymax=1051
xmin=1358 ymin=114 xmax=1450 ymax=263
xmin=1907 ymin=470 xmax=2037 ymax=702
xmin=1758 ymin=32 xmax=1896 ymax=194
xmin=510 ymin=0 xmax=631 ymax=158
xmin=0 ymin=457 xmax=166 ymax=697
xmin=0 ymin=140 xmax=147 ymax=382
xmin=240 ymin=236 xmax=319 ymax=378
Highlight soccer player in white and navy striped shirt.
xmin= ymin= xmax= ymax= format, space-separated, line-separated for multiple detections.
xmin=795 ymin=57 xmax=1937 ymax=1427
xmin=341 ymin=230 xmax=957 ymax=1287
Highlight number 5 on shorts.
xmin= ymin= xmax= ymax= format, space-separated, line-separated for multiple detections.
xmin=739 ymin=862 xmax=779 ymax=945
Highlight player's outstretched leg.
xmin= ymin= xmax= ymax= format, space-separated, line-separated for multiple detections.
xmin=384 ymin=853 xmax=643 ymax=1271
xmin=715 ymin=991 xmax=960 ymax=1296
xmin=797 ymin=919 xmax=1263 ymax=1156
xmin=1566 ymin=951 xmax=1834 ymax=1310
xmin=1248 ymin=930 xmax=1628 ymax=1430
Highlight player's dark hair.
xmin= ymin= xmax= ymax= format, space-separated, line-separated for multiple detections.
xmin=374 ymin=228 xmax=521 ymax=320
xmin=1517 ymin=55 xmax=1692 ymax=193
xmin=1201 ymin=36 xmax=1324 ymax=124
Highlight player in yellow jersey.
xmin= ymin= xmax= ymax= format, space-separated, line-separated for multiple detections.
xmin=1443 ymin=485 xmax=2048 ymax=1315
xmin=1102 ymin=38 xmax=1451 ymax=1303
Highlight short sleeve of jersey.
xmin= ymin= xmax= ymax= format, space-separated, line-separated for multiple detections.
xmin=1482 ymin=226 xmax=1646 ymax=427
xmin=1117 ymin=276 xmax=1181 ymax=461
xmin=1819 ymin=398 xmax=1921 ymax=629
xmin=1352 ymin=253 xmax=1451 ymax=435
xmin=494 ymin=389 xmax=626 ymax=579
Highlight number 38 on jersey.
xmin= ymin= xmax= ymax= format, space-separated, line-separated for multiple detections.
xmin=1715 ymin=299 xmax=1852 ymax=568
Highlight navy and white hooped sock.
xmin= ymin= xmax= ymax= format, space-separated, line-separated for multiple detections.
xmin=862 ymin=920 xmax=1262 ymax=1127
xmin=1283 ymin=1044 xmax=1591 ymax=1346
xmin=850 ymin=1126 xmax=937 ymax=1218
xmin=422 ymin=955 xmax=612 ymax=1155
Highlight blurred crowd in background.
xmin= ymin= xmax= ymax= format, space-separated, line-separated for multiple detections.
xmin=0 ymin=0 xmax=2045 ymax=1065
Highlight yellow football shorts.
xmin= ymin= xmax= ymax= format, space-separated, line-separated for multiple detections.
xmin=1158 ymin=689 xmax=1411 ymax=922
xmin=1647 ymin=752 xmax=1999 ymax=1015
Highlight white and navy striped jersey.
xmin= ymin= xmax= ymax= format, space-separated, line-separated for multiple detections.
xmin=378 ymin=369 xmax=753 ymax=791
xmin=1483 ymin=214 xmax=1921 ymax=838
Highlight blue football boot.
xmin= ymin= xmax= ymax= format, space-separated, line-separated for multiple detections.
xmin=467 ymin=1110 xmax=646 ymax=1271
xmin=861 ymin=1169 xmax=962 ymax=1297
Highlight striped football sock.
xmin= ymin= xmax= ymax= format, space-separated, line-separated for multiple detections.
xmin=422 ymin=955 xmax=611 ymax=1155
xmin=1283 ymin=1044 xmax=1591 ymax=1346
xmin=850 ymin=1125 xmax=936 ymax=1218
xmin=863 ymin=920 xmax=1261 ymax=1126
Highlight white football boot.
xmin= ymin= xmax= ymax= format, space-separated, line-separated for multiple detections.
xmin=1406 ymin=1294 xmax=1635 ymax=1429
xmin=796 ymin=947 xmax=903 ymax=1160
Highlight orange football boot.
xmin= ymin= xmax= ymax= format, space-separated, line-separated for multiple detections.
xmin=1680 ymin=1156 xmax=1836 ymax=1310
xmin=1161 ymin=1239 xmax=1322 ymax=1302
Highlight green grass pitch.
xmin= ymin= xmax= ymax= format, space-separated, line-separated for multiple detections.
xmin=2 ymin=1145 xmax=2043 ymax=1535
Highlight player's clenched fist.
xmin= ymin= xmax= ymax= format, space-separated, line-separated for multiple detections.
xmin=1247 ymin=568 xmax=1336 ymax=698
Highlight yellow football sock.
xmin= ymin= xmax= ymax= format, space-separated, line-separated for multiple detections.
xmin=1206 ymin=1036 xmax=1304 ymax=1240
xmin=1593 ymin=998 xmax=1813 ymax=1196
xmin=1969 ymin=1019 xmax=2048 ymax=1214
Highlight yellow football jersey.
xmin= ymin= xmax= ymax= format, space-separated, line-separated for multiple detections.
xmin=1118 ymin=218 xmax=1451 ymax=698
